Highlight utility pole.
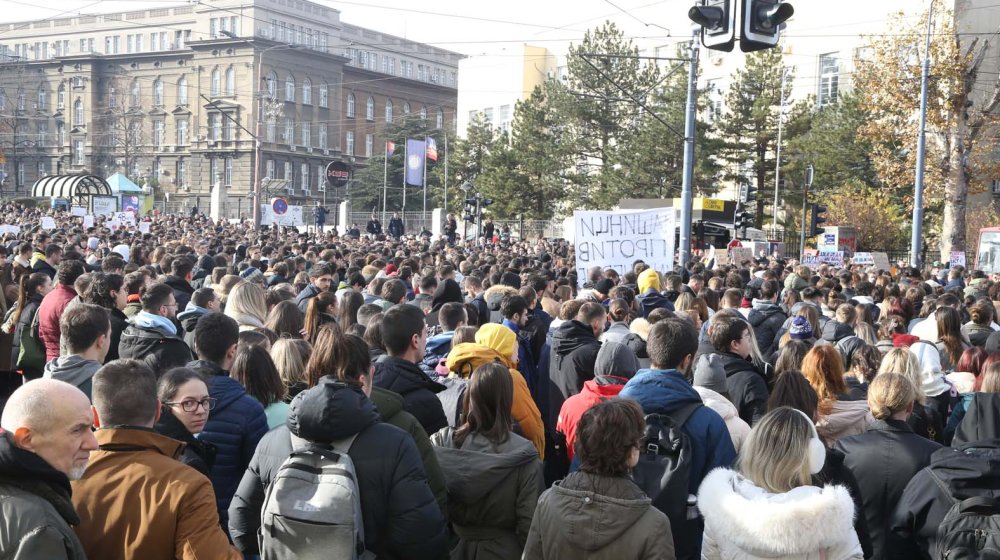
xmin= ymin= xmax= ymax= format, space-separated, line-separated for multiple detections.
xmin=679 ymin=27 xmax=700 ymax=266
xmin=773 ymin=66 xmax=790 ymax=237
xmin=799 ymin=164 xmax=813 ymax=259
xmin=911 ymin=0 xmax=934 ymax=268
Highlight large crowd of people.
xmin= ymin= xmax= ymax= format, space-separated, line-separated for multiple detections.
xmin=0 ymin=202 xmax=999 ymax=560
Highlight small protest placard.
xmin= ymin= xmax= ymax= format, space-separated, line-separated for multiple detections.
xmin=138 ymin=222 xmax=150 ymax=234
xmin=872 ymin=252 xmax=891 ymax=272
xmin=0 ymin=225 xmax=20 ymax=235
xmin=70 ymin=207 xmax=87 ymax=217
xmin=729 ymin=247 xmax=753 ymax=265
xmin=802 ymin=255 xmax=821 ymax=268
xmin=40 ymin=217 xmax=56 ymax=230
xmin=817 ymin=251 xmax=844 ymax=265
xmin=853 ymin=252 xmax=874 ymax=266
xmin=83 ymin=215 xmax=94 ymax=228
xmin=949 ymin=251 xmax=966 ymax=268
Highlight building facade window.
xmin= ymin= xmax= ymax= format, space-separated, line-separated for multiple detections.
xmin=284 ymin=119 xmax=294 ymax=143
xmin=366 ymin=96 xmax=374 ymax=121
xmin=130 ymin=80 xmax=140 ymax=107
xmin=176 ymin=159 xmax=186 ymax=187
xmin=385 ymin=99 xmax=393 ymax=123
xmin=225 ymin=67 xmax=236 ymax=96
xmin=210 ymin=158 xmax=219 ymax=184
xmin=37 ymin=123 xmax=47 ymax=147
xmin=403 ymin=102 xmax=410 ymax=114
xmin=266 ymin=118 xmax=276 ymax=142
xmin=36 ymin=86 xmax=46 ymax=112
xmin=266 ymin=71 xmax=278 ymax=98
xmin=266 ymin=159 xmax=275 ymax=180
xmin=302 ymin=123 xmax=310 ymax=147
xmin=153 ymin=79 xmax=164 ymax=107
xmin=818 ymin=53 xmax=839 ymax=107
xmin=346 ymin=93 xmax=355 ymax=118
xmin=57 ymin=123 xmax=65 ymax=146
xmin=284 ymin=161 xmax=292 ymax=181
xmin=57 ymin=84 xmax=65 ymax=110
xmin=302 ymin=78 xmax=312 ymax=105
xmin=318 ymin=127 xmax=327 ymax=150
xmin=177 ymin=77 xmax=188 ymax=106
xmin=317 ymin=164 xmax=324 ymax=190
xmin=420 ymin=106 xmax=427 ymax=121
xmin=319 ymin=82 xmax=328 ymax=107
xmin=108 ymin=88 xmax=117 ymax=109
xmin=345 ymin=131 xmax=354 ymax=155
xmin=223 ymin=115 xmax=235 ymax=141
xmin=73 ymin=99 xmax=84 ymax=124
xmin=153 ymin=120 xmax=164 ymax=147
xmin=365 ymin=133 xmax=373 ymax=157
xmin=73 ymin=139 xmax=84 ymax=165
xmin=301 ymin=163 xmax=310 ymax=191
xmin=177 ymin=118 xmax=188 ymax=145
xmin=211 ymin=69 xmax=221 ymax=96
xmin=209 ymin=113 xmax=221 ymax=141
xmin=224 ymin=157 xmax=233 ymax=186
xmin=285 ymin=75 xmax=295 ymax=102
xmin=436 ymin=108 xmax=444 ymax=129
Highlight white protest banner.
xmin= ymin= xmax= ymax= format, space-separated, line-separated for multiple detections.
xmin=138 ymin=221 xmax=150 ymax=234
xmin=817 ymin=251 xmax=844 ymax=265
xmin=260 ymin=204 xmax=304 ymax=227
xmin=0 ymin=225 xmax=20 ymax=235
xmin=70 ymin=207 xmax=87 ymax=217
xmin=729 ymin=247 xmax=754 ymax=265
xmin=802 ymin=255 xmax=821 ymax=268
xmin=853 ymin=252 xmax=874 ymax=266
xmin=113 ymin=212 xmax=136 ymax=226
xmin=83 ymin=215 xmax=94 ymax=228
xmin=872 ymin=252 xmax=891 ymax=272
xmin=573 ymin=208 xmax=675 ymax=287
xmin=92 ymin=196 xmax=117 ymax=217
xmin=950 ymin=250 xmax=967 ymax=268
xmin=40 ymin=217 xmax=56 ymax=230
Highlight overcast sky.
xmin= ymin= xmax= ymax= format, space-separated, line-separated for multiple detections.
xmin=0 ymin=0 xmax=689 ymax=57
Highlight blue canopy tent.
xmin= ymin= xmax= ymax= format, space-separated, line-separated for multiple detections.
xmin=106 ymin=172 xmax=145 ymax=213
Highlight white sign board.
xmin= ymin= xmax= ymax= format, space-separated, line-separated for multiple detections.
xmin=573 ymin=208 xmax=676 ymax=287
xmin=113 ymin=212 xmax=136 ymax=226
xmin=729 ymin=247 xmax=754 ymax=265
xmin=82 ymin=215 xmax=94 ymax=228
xmin=40 ymin=217 xmax=56 ymax=230
xmin=92 ymin=196 xmax=117 ymax=217
xmin=817 ymin=251 xmax=844 ymax=265
xmin=260 ymin=204 xmax=304 ymax=227
xmin=70 ymin=207 xmax=87 ymax=217
xmin=950 ymin=251 xmax=967 ymax=268
xmin=853 ymin=252 xmax=874 ymax=266
xmin=872 ymin=252 xmax=891 ymax=272
xmin=802 ymin=255 xmax=821 ymax=268
xmin=0 ymin=225 xmax=20 ymax=235
xmin=138 ymin=221 xmax=150 ymax=234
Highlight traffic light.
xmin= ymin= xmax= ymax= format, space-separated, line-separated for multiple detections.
xmin=810 ymin=203 xmax=827 ymax=237
xmin=741 ymin=179 xmax=757 ymax=205
xmin=688 ymin=0 xmax=736 ymax=52
xmin=481 ymin=198 xmax=493 ymax=207
xmin=464 ymin=198 xmax=477 ymax=222
xmin=741 ymin=0 xmax=795 ymax=52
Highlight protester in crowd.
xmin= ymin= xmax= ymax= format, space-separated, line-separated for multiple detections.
xmin=962 ymin=298 xmax=995 ymax=347
xmin=948 ymin=359 xmax=1000 ymax=445
xmin=3 ymin=271 xmax=51 ymax=376
xmin=694 ymin=314 xmax=769 ymax=426
xmin=229 ymin=344 xmax=289 ymax=429
xmin=154 ymin=367 xmax=217 ymax=476
xmin=294 ymin=263 xmax=333 ymax=312
xmin=0 ymin=378 xmax=96 ymax=559
xmin=118 ymin=282 xmax=192 ymax=374
xmin=748 ymin=279 xmax=787 ymax=356
xmin=877 ymin=346 xmax=944 ymax=443
xmin=163 ymin=255 xmax=197 ymax=311
xmin=843 ymin=343 xmax=881 ymax=399
xmin=801 ymin=345 xmax=873 ymax=443
xmin=338 ymin=289 xmax=365 ymax=330
xmin=224 ymin=281 xmax=268 ymax=332
xmin=422 ymin=301 xmax=467 ymax=376
xmin=303 ymin=291 xmax=338 ymax=345
xmin=373 ymin=304 xmax=448 ymax=435
xmin=71 ymin=359 xmax=242 ymax=560
xmin=833 ymin=373 xmax=942 ymax=560
xmin=32 ymin=243 xmax=61 ymax=280
xmin=698 ymin=407 xmax=863 ymax=559
xmin=79 ymin=272 xmax=127 ymax=363
xmin=42 ymin=304 xmax=111 ymax=399
xmin=550 ymin=302 xmax=605 ymax=422
xmin=188 ymin=312 xmax=268 ymax=527
xmin=269 ymin=337 xmax=311 ymax=401
xmin=228 ymin=329 xmax=448 ymax=559
xmin=909 ymin=340 xmax=956 ymax=426
xmin=431 ymin=362 xmax=542 ymax=559
xmin=38 ymin=259 xmax=85 ymax=362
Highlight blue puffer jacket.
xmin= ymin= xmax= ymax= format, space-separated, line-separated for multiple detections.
xmin=619 ymin=368 xmax=737 ymax=494
xmin=191 ymin=360 xmax=268 ymax=527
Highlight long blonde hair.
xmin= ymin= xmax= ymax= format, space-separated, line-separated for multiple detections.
xmin=739 ymin=407 xmax=814 ymax=493
xmin=878 ymin=347 xmax=925 ymax=404
xmin=270 ymin=337 xmax=312 ymax=389
xmin=225 ymin=282 xmax=268 ymax=325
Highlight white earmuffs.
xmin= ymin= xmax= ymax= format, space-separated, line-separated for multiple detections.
xmin=792 ymin=408 xmax=826 ymax=474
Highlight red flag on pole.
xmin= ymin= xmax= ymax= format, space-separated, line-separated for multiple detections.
xmin=386 ymin=140 xmax=396 ymax=157
xmin=426 ymin=137 xmax=438 ymax=162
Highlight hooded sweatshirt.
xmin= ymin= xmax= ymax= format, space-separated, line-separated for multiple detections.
xmin=431 ymin=428 xmax=541 ymax=558
xmin=523 ymin=471 xmax=674 ymax=559
xmin=42 ymin=355 xmax=101 ymax=399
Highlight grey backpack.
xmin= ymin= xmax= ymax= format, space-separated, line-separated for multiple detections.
xmin=259 ymin=433 xmax=371 ymax=560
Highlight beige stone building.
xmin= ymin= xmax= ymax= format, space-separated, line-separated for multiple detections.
xmin=0 ymin=0 xmax=460 ymax=216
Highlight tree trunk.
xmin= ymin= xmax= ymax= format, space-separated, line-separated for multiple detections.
xmin=941 ymin=127 xmax=969 ymax=262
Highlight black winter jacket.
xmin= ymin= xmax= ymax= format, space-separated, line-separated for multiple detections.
xmin=105 ymin=308 xmax=128 ymax=363
xmin=227 ymin=379 xmax=449 ymax=559
xmin=814 ymin=446 xmax=874 ymax=560
xmin=373 ymin=356 xmax=448 ymax=436
xmin=117 ymin=323 xmax=193 ymax=375
xmin=833 ymin=419 xmax=942 ymax=560
xmin=698 ymin=351 xmax=769 ymax=426
xmin=163 ymin=275 xmax=195 ymax=311
xmin=890 ymin=440 xmax=1000 ymax=560
xmin=549 ymin=320 xmax=601 ymax=423
xmin=747 ymin=302 xmax=787 ymax=356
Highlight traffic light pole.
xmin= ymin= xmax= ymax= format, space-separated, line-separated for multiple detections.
xmin=679 ymin=29 xmax=700 ymax=267
xmin=911 ymin=1 xmax=934 ymax=269
xmin=799 ymin=177 xmax=809 ymax=260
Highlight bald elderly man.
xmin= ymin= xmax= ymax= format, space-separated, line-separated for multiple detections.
xmin=0 ymin=378 xmax=96 ymax=559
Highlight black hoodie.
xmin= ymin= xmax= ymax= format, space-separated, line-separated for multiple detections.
xmin=227 ymin=379 xmax=448 ymax=559
xmin=549 ymin=320 xmax=602 ymax=423
xmin=373 ymin=356 xmax=448 ymax=437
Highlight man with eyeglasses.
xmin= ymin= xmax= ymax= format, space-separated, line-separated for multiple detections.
xmin=70 ymin=360 xmax=241 ymax=560
xmin=118 ymin=282 xmax=192 ymax=376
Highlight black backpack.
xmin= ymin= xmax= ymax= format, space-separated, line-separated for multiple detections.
xmin=931 ymin=471 xmax=1000 ymax=559
xmin=631 ymin=402 xmax=701 ymax=558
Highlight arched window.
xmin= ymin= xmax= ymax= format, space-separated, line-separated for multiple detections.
xmin=73 ymin=98 xmax=84 ymax=124
xmin=436 ymin=108 xmax=443 ymax=129
xmin=403 ymin=101 xmax=411 ymax=114
xmin=366 ymin=96 xmax=374 ymax=121
xmin=346 ymin=93 xmax=355 ymax=118
xmin=177 ymin=76 xmax=188 ymax=106
xmin=319 ymin=82 xmax=328 ymax=107
xmin=285 ymin=75 xmax=295 ymax=102
xmin=36 ymin=86 xmax=47 ymax=112
xmin=152 ymin=78 xmax=164 ymax=106
xmin=420 ymin=106 xmax=427 ymax=121
xmin=130 ymin=79 xmax=140 ymax=107
xmin=302 ymin=78 xmax=312 ymax=105
xmin=225 ymin=67 xmax=235 ymax=96
xmin=385 ymin=99 xmax=393 ymax=123
xmin=210 ymin=69 xmax=221 ymax=96
xmin=266 ymin=71 xmax=278 ymax=98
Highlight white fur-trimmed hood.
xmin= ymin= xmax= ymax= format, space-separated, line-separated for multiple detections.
xmin=698 ymin=468 xmax=857 ymax=556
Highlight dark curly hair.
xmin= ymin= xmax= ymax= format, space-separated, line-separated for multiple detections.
xmin=576 ymin=398 xmax=646 ymax=478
